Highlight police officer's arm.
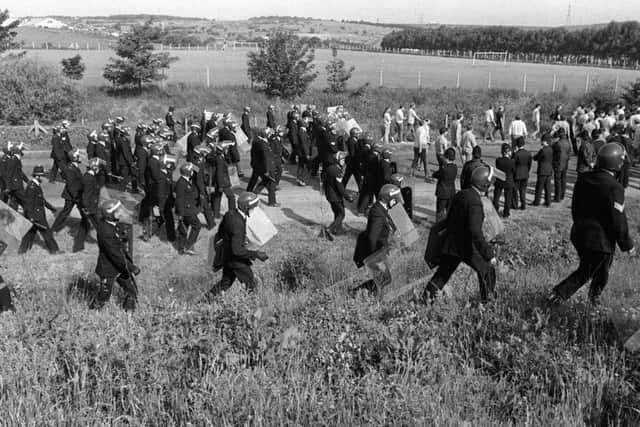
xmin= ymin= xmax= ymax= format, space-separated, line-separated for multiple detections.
xmin=611 ymin=186 xmax=634 ymax=252
xmin=469 ymin=199 xmax=494 ymax=261
xmin=334 ymin=173 xmax=348 ymax=199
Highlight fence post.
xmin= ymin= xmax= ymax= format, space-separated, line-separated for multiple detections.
xmin=417 ymin=71 xmax=421 ymax=89
xmin=523 ymin=73 xmax=527 ymax=93
xmin=488 ymin=71 xmax=492 ymax=89
xmin=379 ymin=68 xmax=384 ymax=87
xmin=206 ymin=67 xmax=210 ymax=88
xmin=98 ymin=43 xmax=101 ymax=50
xmin=615 ymin=72 xmax=620 ymax=93
xmin=552 ymin=74 xmax=557 ymax=93
xmin=456 ymin=72 xmax=460 ymax=89
xmin=585 ymin=73 xmax=590 ymax=93
xmin=86 ymin=42 xmax=89 ymax=50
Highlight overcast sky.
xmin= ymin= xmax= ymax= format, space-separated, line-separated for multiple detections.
xmin=7 ymin=0 xmax=640 ymax=27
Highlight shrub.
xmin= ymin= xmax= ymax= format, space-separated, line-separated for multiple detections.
xmin=61 ymin=54 xmax=85 ymax=80
xmin=326 ymin=49 xmax=355 ymax=94
xmin=0 ymin=59 xmax=83 ymax=125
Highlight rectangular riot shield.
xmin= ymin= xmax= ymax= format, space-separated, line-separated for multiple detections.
xmin=363 ymin=247 xmax=392 ymax=290
xmin=246 ymin=207 xmax=278 ymax=248
xmin=0 ymin=200 xmax=33 ymax=253
xmin=388 ymin=203 xmax=420 ymax=248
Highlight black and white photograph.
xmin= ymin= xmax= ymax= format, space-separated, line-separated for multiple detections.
xmin=0 ymin=0 xmax=640 ymax=424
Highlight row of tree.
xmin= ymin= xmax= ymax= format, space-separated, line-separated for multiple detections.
xmin=380 ymin=21 xmax=640 ymax=62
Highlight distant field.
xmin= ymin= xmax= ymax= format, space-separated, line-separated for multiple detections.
xmin=22 ymin=47 xmax=640 ymax=93
xmin=16 ymin=27 xmax=115 ymax=49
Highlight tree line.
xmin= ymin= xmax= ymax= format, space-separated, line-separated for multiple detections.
xmin=380 ymin=21 xmax=640 ymax=62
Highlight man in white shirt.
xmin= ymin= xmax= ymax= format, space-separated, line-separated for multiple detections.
xmin=407 ymin=103 xmax=420 ymax=139
xmin=394 ymin=105 xmax=405 ymax=142
xmin=412 ymin=119 xmax=430 ymax=178
xmin=508 ymin=115 xmax=528 ymax=150
xmin=484 ymin=105 xmax=495 ymax=142
xmin=531 ymin=104 xmax=541 ymax=139
xmin=461 ymin=124 xmax=477 ymax=163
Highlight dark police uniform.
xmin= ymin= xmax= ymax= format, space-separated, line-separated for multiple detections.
xmin=19 ymin=179 xmax=60 ymax=254
xmin=187 ymin=131 xmax=201 ymax=163
xmin=323 ymin=161 xmax=352 ymax=234
xmin=51 ymin=162 xmax=84 ymax=232
xmin=208 ymin=150 xmax=236 ymax=218
xmin=175 ymin=175 xmax=201 ymax=252
xmin=426 ymin=187 xmax=496 ymax=302
xmin=208 ymin=209 xmax=261 ymax=295
xmin=342 ymin=135 xmax=361 ymax=190
xmin=493 ymin=156 xmax=515 ymax=217
xmin=94 ymin=218 xmax=139 ymax=311
xmin=552 ymin=170 xmax=633 ymax=301
xmin=247 ymin=137 xmax=276 ymax=205
xmin=157 ymin=166 xmax=176 ymax=242
xmin=513 ymin=147 xmax=532 ymax=209
xmin=76 ymin=169 xmax=100 ymax=252
xmin=1 ymin=154 xmax=28 ymax=209
xmin=552 ymin=136 xmax=572 ymax=201
xmin=533 ymin=145 xmax=553 ymax=206
xmin=433 ymin=162 xmax=457 ymax=222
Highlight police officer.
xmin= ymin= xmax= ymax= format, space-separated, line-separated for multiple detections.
xmin=19 ymin=165 xmax=61 ymax=255
xmin=342 ymin=127 xmax=362 ymax=190
xmin=219 ymin=119 xmax=243 ymax=177
xmin=296 ymin=120 xmax=312 ymax=186
xmin=208 ymin=142 xmax=236 ymax=219
xmin=133 ymin=135 xmax=153 ymax=193
xmin=204 ymin=192 xmax=269 ymax=299
xmin=76 ymin=158 xmax=102 ymax=252
xmin=165 ymin=106 xmax=176 ymax=141
xmin=94 ymin=200 xmax=140 ymax=311
xmin=247 ymin=129 xmax=278 ymax=206
xmin=422 ymin=166 xmax=497 ymax=303
xmin=324 ymin=152 xmax=354 ymax=236
xmin=552 ymin=128 xmax=572 ymax=202
xmin=2 ymin=144 xmax=28 ymax=210
xmin=187 ymin=123 xmax=202 ymax=162
xmin=548 ymin=143 xmax=635 ymax=306
xmin=532 ymin=135 xmax=553 ymax=207
xmin=357 ymin=141 xmax=382 ymax=215
xmin=493 ymin=144 xmax=516 ymax=217
xmin=49 ymin=125 xmax=70 ymax=182
xmin=95 ymin=131 xmax=112 ymax=188
xmin=157 ymin=154 xmax=177 ymax=242
xmin=269 ymin=126 xmax=285 ymax=187
xmin=115 ymin=126 xmax=135 ymax=191
xmin=352 ymin=184 xmax=399 ymax=294
xmin=51 ymin=149 xmax=84 ymax=233
xmin=86 ymin=130 xmax=98 ymax=160
xmin=191 ymin=146 xmax=215 ymax=229
xmin=139 ymin=144 xmax=164 ymax=241
xmin=175 ymin=162 xmax=201 ymax=255
xmin=241 ymin=106 xmax=252 ymax=142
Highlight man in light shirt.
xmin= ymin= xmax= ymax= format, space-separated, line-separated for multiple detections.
xmin=484 ymin=105 xmax=496 ymax=142
xmin=531 ymin=104 xmax=541 ymax=139
xmin=394 ymin=105 xmax=405 ymax=142
xmin=407 ymin=103 xmax=420 ymax=140
xmin=461 ymin=124 xmax=477 ymax=163
xmin=508 ymin=115 xmax=528 ymax=150
xmin=412 ymin=119 xmax=431 ymax=179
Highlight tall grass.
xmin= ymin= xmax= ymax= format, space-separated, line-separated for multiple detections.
xmin=1 ymin=198 xmax=639 ymax=425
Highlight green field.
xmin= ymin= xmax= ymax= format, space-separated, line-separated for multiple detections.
xmin=23 ymin=47 xmax=640 ymax=93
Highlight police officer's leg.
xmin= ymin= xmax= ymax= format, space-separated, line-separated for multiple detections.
xmin=560 ymin=169 xmax=568 ymax=199
xmin=503 ymin=186 xmax=512 ymax=217
xmin=466 ymin=250 xmax=496 ymax=301
xmin=201 ymin=196 xmax=215 ymax=230
xmin=435 ymin=198 xmax=447 ymax=222
xmin=423 ymin=255 xmax=461 ymax=301
xmin=163 ymin=197 xmax=177 ymax=242
xmin=18 ymin=226 xmax=38 ymax=254
xmin=264 ymin=177 xmax=276 ymax=205
xmin=246 ymin=171 xmax=260 ymax=192
xmin=533 ymin=177 xmax=543 ymax=205
xmin=543 ymin=176 xmax=552 ymax=206
xmin=0 ymin=275 xmax=14 ymax=313
xmin=233 ymin=264 xmax=256 ymax=291
xmin=73 ymin=212 xmax=90 ymax=252
xmin=184 ymin=215 xmax=201 ymax=250
xmin=493 ymin=181 xmax=504 ymax=210
xmin=51 ymin=200 xmax=75 ymax=232
xmin=519 ymin=180 xmax=528 ymax=209
xmin=587 ymin=252 xmax=614 ymax=301
xmin=553 ymin=168 xmax=561 ymax=201
xmin=328 ymin=201 xmax=343 ymax=233
xmin=553 ymin=248 xmax=598 ymax=300
xmin=91 ymin=277 xmax=114 ymax=309
xmin=40 ymin=227 xmax=60 ymax=253
xmin=208 ymin=265 xmax=237 ymax=298
xmin=116 ymin=275 xmax=138 ymax=311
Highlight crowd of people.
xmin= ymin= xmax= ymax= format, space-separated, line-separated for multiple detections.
xmin=0 ymin=100 xmax=637 ymax=313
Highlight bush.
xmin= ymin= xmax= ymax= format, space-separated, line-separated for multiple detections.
xmin=61 ymin=54 xmax=85 ymax=80
xmin=0 ymin=59 xmax=83 ymax=125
